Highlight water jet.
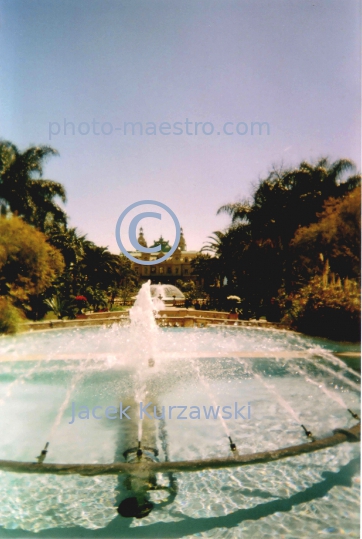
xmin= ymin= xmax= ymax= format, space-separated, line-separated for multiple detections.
xmin=0 ymin=280 xmax=359 ymax=535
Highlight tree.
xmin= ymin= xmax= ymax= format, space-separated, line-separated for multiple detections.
xmin=0 ymin=297 xmax=24 ymax=334
xmin=279 ymin=275 xmax=360 ymax=341
xmin=80 ymin=245 xmax=124 ymax=290
xmin=218 ymin=158 xmax=360 ymax=250
xmin=46 ymin=225 xmax=93 ymax=297
xmin=0 ymin=216 xmax=64 ymax=313
xmin=190 ymin=254 xmax=227 ymax=309
xmin=291 ymin=186 xmax=361 ymax=283
xmin=191 ymin=254 xmax=220 ymax=288
xmin=84 ymin=286 xmax=108 ymax=311
xmin=0 ymin=141 xmax=67 ymax=232
xmin=117 ymin=255 xmax=138 ymax=306
xmin=47 ymin=225 xmax=136 ymax=307
xmin=46 ymin=225 xmax=90 ymax=266
xmin=175 ymin=279 xmax=205 ymax=303
xmin=213 ymin=157 xmax=361 ymax=316
xmin=44 ymin=293 xmax=77 ymax=320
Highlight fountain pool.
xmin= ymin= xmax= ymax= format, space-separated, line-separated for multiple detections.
xmin=0 ymin=284 xmax=360 ymax=538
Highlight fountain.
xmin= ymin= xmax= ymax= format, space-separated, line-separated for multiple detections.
xmin=149 ymin=283 xmax=185 ymax=305
xmin=0 ymin=280 xmax=360 ymax=536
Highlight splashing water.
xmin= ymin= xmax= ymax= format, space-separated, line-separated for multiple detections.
xmin=49 ymin=371 xmax=83 ymax=441
xmin=46 ymin=281 xmax=165 ymax=444
xmin=0 ymin=300 xmax=360 ymax=536
xmin=292 ymin=364 xmax=347 ymax=409
xmin=129 ymin=280 xmax=164 ymax=442
xmin=129 ymin=280 xmax=164 ymax=366
xmin=303 ymin=355 xmax=360 ymax=392
xmin=189 ymin=357 xmax=231 ymax=437
xmin=236 ymin=357 xmax=302 ymax=424
xmin=0 ymin=361 xmax=42 ymax=406
xmin=270 ymin=354 xmax=351 ymax=412
xmin=307 ymin=347 xmax=361 ymax=380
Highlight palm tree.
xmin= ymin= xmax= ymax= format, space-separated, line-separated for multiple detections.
xmin=46 ymin=225 xmax=93 ymax=296
xmin=217 ymin=200 xmax=252 ymax=225
xmin=47 ymin=225 xmax=90 ymax=267
xmin=0 ymin=140 xmax=67 ymax=231
xmin=45 ymin=293 xmax=77 ymax=319
xmin=254 ymin=157 xmax=361 ymax=247
xmin=200 ymin=231 xmax=225 ymax=256
xmin=218 ymin=157 xmax=360 ymax=250
xmin=80 ymin=245 xmax=124 ymax=289
xmin=214 ymin=156 xmax=361 ymax=309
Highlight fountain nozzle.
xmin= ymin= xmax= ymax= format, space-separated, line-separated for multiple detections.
xmin=36 ymin=442 xmax=49 ymax=464
xmin=301 ymin=425 xmax=313 ymax=439
xmin=348 ymin=409 xmax=360 ymax=420
xmin=148 ymin=358 xmax=155 ymax=367
xmin=136 ymin=441 xmax=143 ymax=458
xmin=228 ymin=436 xmax=237 ymax=452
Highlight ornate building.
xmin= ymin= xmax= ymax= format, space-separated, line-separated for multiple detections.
xmin=129 ymin=227 xmax=198 ymax=284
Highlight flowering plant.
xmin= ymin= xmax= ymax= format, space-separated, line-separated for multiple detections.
xmin=75 ymin=295 xmax=87 ymax=302
xmin=74 ymin=295 xmax=88 ymax=315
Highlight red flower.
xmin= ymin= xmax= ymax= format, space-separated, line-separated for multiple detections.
xmin=75 ymin=295 xmax=87 ymax=302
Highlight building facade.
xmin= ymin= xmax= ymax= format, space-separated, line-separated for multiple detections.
xmin=129 ymin=227 xmax=199 ymax=284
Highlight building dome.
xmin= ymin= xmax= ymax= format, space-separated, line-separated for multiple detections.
xmin=178 ymin=228 xmax=186 ymax=250
xmin=137 ymin=227 xmax=147 ymax=248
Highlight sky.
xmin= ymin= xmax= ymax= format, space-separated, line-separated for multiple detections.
xmin=0 ymin=0 xmax=360 ymax=253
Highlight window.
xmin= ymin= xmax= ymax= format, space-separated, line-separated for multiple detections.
xmin=151 ymin=267 xmax=156 ymax=274
xmin=175 ymin=268 xmax=179 ymax=274
xmin=185 ymin=258 xmax=189 ymax=263
xmin=167 ymin=267 xmax=172 ymax=274
xmin=159 ymin=267 xmax=164 ymax=274
xmin=144 ymin=267 xmax=148 ymax=274
xmin=184 ymin=269 xmax=188 ymax=275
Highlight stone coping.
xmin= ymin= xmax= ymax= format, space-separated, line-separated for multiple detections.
xmin=20 ymin=316 xmax=129 ymax=332
xmin=20 ymin=310 xmax=281 ymax=332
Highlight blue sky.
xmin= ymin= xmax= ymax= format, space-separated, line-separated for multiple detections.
xmin=0 ymin=0 xmax=360 ymax=252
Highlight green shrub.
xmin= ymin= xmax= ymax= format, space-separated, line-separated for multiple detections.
xmin=0 ymin=297 xmax=24 ymax=334
xmin=280 ymin=277 xmax=360 ymax=341
xmin=44 ymin=293 xmax=77 ymax=319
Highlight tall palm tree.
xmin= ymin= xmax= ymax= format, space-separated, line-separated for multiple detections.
xmin=81 ymin=245 xmax=123 ymax=289
xmin=46 ymin=225 xmax=93 ymax=296
xmin=217 ymin=200 xmax=252 ymax=225
xmin=218 ymin=157 xmax=360 ymax=249
xmin=200 ymin=231 xmax=225 ymax=256
xmin=47 ymin=225 xmax=90 ymax=267
xmin=0 ymin=140 xmax=67 ymax=231
xmin=215 ymin=157 xmax=361 ymax=307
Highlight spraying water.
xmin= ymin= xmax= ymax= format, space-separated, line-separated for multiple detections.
xmin=303 ymin=355 xmax=360 ymax=392
xmin=49 ymin=371 xmax=84 ymax=441
xmin=129 ymin=280 xmax=163 ymax=366
xmin=0 ymin=361 xmax=42 ymax=406
xmin=129 ymin=280 xmax=164 ymax=442
xmin=236 ymin=357 xmax=301 ymax=424
xmin=307 ymin=348 xmax=361 ymax=380
xmin=189 ymin=356 xmax=231 ymax=438
xmin=292 ymin=364 xmax=347 ymax=409
xmin=47 ymin=281 xmax=165 ymax=444
xmin=269 ymin=354 xmax=351 ymax=411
